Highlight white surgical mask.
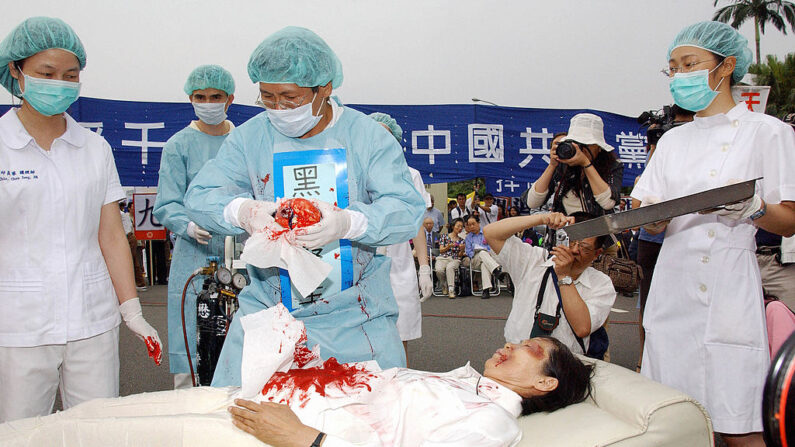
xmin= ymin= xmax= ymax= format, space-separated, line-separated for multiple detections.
xmin=192 ymin=102 xmax=227 ymax=125
xmin=262 ymin=92 xmax=323 ymax=138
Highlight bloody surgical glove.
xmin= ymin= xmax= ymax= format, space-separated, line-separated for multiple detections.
xmin=238 ymin=199 xmax=278 ymax=235
xmin=120 ymin=297 xmax=162 ymax=365
xmin=294 ymin=200 xmax=351 ymax=249
xmin=418 ymin=264 xmax=433 ymax=302
xmin=187 ymin=221 xmax=211 ymax=245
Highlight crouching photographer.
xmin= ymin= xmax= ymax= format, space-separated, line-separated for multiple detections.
xmin=522 ymin=113 xmax=623 ymax=219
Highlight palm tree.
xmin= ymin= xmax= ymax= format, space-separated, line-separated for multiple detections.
xmin=748 ymin=52 xmax=795 ymax=117
xmin=713 ymin=0 xmax=795 ymax=64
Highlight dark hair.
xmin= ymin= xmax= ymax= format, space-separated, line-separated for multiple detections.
xmin=509 ymin=206 xmax=521 ymax=216
xmin=556 ymin=149 xmax=618 ymax=204
xmin=483 ymin=193 xmax=494 ymax=200
xmin=569 ymin=212 xmax=608 ymax=248
xmin=466 ymin=215 xmax=480 ymax=224
xmin=553 ymin=131 xmax=568 ymax=140
xmin=520 ymin=336 xmax=595 ymax=415
xmin=457 ymin=193 xmax=466 ymax=199
xmin=448 ymin=200 xmax=457 ymax=206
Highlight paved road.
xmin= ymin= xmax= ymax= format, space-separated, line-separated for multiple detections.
xmin=117 ymin=285 xmax=643 ymax=397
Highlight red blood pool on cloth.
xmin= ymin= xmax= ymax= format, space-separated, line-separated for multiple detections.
xmin=261 ymin=357 xmax=375 ymax=407
xmin=275 ymin=198 xmax=322 ymax=229
xmin=145 ymin=336 xmax=162 ymax=365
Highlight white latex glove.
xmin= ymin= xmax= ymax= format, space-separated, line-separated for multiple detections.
xmin=186 ymin=221 xmax=211 ymax=245
xmin=705 ymin=194 xmax=763 ymax=220
xmin=294 ymin=200 xmax=351 ymax=249
xmin=418 ymin=264 xmax=433 ymax=302
xmin=640 ymin=196 xmax=670 ymax=235
xmin=238 ymin=199 xmax=278 ymax=235
xmin=120 ymin=298 xmax=162 ymax=366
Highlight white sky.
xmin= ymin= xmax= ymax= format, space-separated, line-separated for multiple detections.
xmin=3 ymin=0 xmax=793 ymax=116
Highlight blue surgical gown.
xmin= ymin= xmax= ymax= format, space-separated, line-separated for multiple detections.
xmin=184 ymin=104 xmax=424 ymax=386
xmin=153 ymin=125 xmax=234 ymax=374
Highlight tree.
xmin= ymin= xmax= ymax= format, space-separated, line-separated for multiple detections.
xmin=748 ymin=52 xmax=795 ymax=117
xmin=713 ymin=0 xmax=795 ymax=65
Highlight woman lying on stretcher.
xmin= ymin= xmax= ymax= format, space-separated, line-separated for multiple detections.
xmin=227 ymin=336 xmax=594 ymax=447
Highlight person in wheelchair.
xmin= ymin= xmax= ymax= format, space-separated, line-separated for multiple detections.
xmin=483 ymin=212 xmax=617 ymax=355
xmin=463 ymin=215 xmax=503 ymax=299
xmin=435 ymin=218 xmax=466 ymax=298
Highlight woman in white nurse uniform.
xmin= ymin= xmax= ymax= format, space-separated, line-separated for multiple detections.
xmin=0 ymin=17 xmax=160 ymax=423
xmin=632 ymin=21 xmax=795 ymax=447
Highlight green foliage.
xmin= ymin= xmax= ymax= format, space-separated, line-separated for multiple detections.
xmin=446 ymin=178 xmax=486 ymax=200
xmin=713 ymin=0 xmax=795 ymax=64
xmin=749 ymin=53 xmax=795 ymax=118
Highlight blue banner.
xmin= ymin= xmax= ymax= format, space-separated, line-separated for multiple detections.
xmin=0 ymin=98 xmax=648 ymax=195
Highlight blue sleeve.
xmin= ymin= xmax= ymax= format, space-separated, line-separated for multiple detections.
xmin=153 ymin=136 xmax=191 ymax=238
xmin=347 ymin=121 xmax=425 ymax=246
xmin=183 ymin=131 xmax=250 ymax=236
xmin=465 ymin=235 xmax=474 ymax=258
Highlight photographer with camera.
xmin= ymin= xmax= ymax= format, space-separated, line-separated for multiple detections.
xmin=522 ymin=114 xmax=623 ymax=219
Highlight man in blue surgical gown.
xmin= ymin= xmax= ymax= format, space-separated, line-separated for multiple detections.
xmin=184 ymin=27 xmax=424 ymax=386
xmin=153 ymin=64 xmax=236 ymax=388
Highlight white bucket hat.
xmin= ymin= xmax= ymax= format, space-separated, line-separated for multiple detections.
xmin=564 ymin=113 xmax=614 ymax=152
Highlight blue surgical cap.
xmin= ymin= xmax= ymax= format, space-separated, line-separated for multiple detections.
xmin=0 ymin=17 xmax=86 ymax=97
xmin=369 ymin=112 xmax=403 ymax=142
xmin=247 ymin=26 xmax=343 ymax=89
xmin=668 ymin=21 xmax=753 ymax=83
xmin=183 ymin=64 xmax=235 ymax=96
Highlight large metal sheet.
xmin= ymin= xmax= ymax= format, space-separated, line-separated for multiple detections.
xmin=561 ymin=179 xmax=758 ymax=241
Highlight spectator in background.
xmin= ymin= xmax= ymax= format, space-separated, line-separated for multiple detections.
xmin=119 ymin=201 xmax=147 ymax=291
xmin=446 ymin=199 xmax=456 ymax=229
xmin=423 ymin=195 xmax=445 ymax=233
xmin=419 ymin=217 xmax=439 ymax=257
xmin=475 ymin=193 xmax=499 ymax=225
xmin=450 ymin=193 xmax=469 ymax=224
xmin=508 ymin=206 xmax=520 ymax=217
xmin=463 ymin=215 xmax=502 ymax=299
xmin=497 ymin=203 xmax=506 ymax=221
xmin=436 ymin=218 xmax=466 ymax=298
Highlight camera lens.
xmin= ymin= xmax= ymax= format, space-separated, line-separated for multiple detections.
xmin=556 ymin=141 xmax=577 ymax=160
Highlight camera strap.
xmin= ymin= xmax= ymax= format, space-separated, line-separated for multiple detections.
xmin=530 ymin=266 xmax=563 ymax=337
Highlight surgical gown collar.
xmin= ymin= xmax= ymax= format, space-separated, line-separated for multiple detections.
xmin=0 ymin=108 xmax=85 ymax=150
xmin=693 ymin=102 xmax=748 ymax=129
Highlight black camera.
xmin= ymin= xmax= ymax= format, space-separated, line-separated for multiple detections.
xmin=638 ymin=105 xmax=692 ymax=146
xmin=556 ymin=140 xmax=582 ymax=160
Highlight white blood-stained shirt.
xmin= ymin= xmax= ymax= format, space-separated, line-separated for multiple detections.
xmin=496 ymin=236 xmax=616 ymax=354
xmin=0 ymin=109 xmax=125 ymax=347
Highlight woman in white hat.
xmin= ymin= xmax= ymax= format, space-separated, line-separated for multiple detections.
xmin=523 ymin=114 xmax=623 ymax=218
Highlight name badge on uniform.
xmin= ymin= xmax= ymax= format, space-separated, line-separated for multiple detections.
xmin=273 ymin=149 xmax=353 ymax=311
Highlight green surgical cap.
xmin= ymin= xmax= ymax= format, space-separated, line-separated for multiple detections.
xmin=0 ymin=17 xmax=86 ymax=97
xmin=183 ymin=64 xmax=235 ymax=96
xmin=247 ymin=26 xmax=343 ymax=89
xmin=369 ymin=112 xmax=403 ymax=142
xmin=668 ymin=21 xmax=753 ymax=83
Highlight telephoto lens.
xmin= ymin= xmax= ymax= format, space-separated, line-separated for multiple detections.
xmin=556 ymin=141 xmax=577 ymax=160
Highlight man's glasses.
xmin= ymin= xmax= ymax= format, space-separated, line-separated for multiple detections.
xmin=570 ymin=240 xmax=596 ymax=255
xmin=255 ymin=94 xmax=308 ymax=110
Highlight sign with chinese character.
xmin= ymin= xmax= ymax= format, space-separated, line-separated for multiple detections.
xmin=132 ymin=193 xmax=166 ymax=240
xmin=273 ymin=149 xmax=353 ymax=311
xmin=731 ymin=85 xmax=770 ymax=113
xmin=0 ymin=98 xmax=646 ymax=196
